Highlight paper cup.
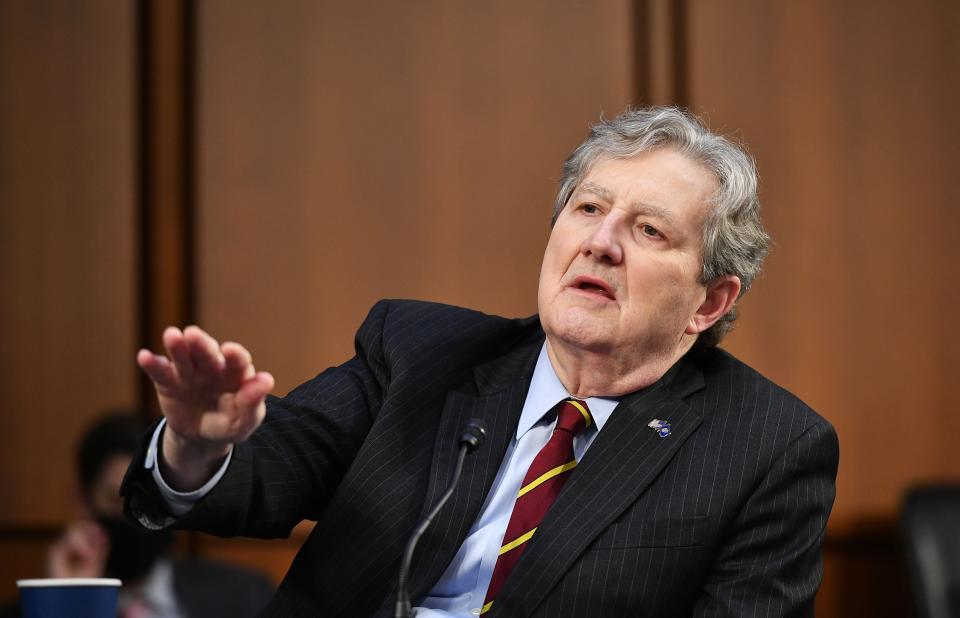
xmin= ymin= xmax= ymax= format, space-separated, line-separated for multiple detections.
xmin=17 ymin=578 xmax=121 ymax=618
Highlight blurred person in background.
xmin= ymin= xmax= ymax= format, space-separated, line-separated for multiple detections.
xmin=4 ymin=413 xmax=274 ymax=618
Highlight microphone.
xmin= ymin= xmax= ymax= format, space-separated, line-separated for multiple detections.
xmin=394 ymin=420 xmax=487 ymax=618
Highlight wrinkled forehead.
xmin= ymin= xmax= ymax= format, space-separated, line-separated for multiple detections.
xmin=573 ymin=146 xmax=718 ymax=198
xmin=580 ymin=149 xmax=719 ymax=214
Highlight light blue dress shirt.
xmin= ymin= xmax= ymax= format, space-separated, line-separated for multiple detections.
xmin=148 ymin=343 xmax=618 ymax=616
xmin=414 ymin=344 xmax=618 ymax=617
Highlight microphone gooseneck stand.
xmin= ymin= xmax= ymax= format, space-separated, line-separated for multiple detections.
xmin=394 ymin=422 xmax=487 ymax=618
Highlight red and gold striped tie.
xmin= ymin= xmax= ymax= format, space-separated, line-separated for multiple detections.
xmin=480 ymin=398 xmax=592 ymax=614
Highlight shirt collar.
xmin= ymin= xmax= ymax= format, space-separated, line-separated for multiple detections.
xmin=517 ymin=343 xmax=619 ymax=440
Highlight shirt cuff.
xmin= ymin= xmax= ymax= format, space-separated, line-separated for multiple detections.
xmin=144 ymin=418 xmax=234 ymax=517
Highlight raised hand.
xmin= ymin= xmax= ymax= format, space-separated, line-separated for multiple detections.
xmin=136 ymin=326 xmax=275 ymax=491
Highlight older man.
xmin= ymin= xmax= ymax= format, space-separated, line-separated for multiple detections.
xmin=124 ymin=107 xmax=838 ymax=618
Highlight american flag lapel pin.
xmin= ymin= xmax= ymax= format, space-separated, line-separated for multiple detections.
xmin=647 ymin=418 xmax=672 ymax=438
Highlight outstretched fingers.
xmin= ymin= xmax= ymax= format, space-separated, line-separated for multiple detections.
xmin=137 ymin=348 xmax=177 ymax=388
xmin=137 ymin=326 xmax=273 ymax=446
xmin=151 ymin=325 xmax=229 ymax=394
xmin=201 ymin=372 xmax=274 ymax=443
xmin=237 ymin=371 xmax=275 ymax=412
xmin=222 ymin=341 xmax=255 ymax=389
xmin=162 ymin=326 xmax=194 ymax=379
xmin=183 ymin=325 xmax=225 ymax=376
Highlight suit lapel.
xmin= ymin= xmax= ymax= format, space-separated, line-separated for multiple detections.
xmin=493 ymin=352 xmax=707 ymax=617
xmin=407 ymin=335 xmax=543 ymax=601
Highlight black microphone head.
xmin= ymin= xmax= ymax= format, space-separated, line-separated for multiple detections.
xmin=459 ymin=420 xmax=487 ymax=453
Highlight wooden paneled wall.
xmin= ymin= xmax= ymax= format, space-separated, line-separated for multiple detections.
xmin=2 ymin=1 xmax=958 ymax=616
xmin=0 ymin=2 xmax=138 ymax=525
xmin=195 ymin=0 xmax=634 ymax=393
xmin=0 ymin=0 xmax=139 ymax=603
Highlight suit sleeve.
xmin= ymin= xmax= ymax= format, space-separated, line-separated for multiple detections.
xmin=122 ymin=300 xmax=393 ymax=539
xmin=692 ymin=419 xmax=839 ymax=618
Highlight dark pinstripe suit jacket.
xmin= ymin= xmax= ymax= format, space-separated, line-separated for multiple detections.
xmin=123 ymin=299 xmax=839 ymax=618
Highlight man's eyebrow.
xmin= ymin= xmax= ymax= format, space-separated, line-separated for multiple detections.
xmin=575 ymin=181 xmax=677 ymax=225
xmin=634 ymin=203 xmax=677 ymax=226
xmin=574 ymin=181 xmax=615 ymax=202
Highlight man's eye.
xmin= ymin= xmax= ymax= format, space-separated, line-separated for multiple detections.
xmin=581 ymin=203 xmax=599 ymax=214
xmin=641 ymin=224 xmax=661 ymax=238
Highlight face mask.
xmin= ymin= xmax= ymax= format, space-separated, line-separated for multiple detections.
xmin=96 ymin=516 xmax=173 ymax=582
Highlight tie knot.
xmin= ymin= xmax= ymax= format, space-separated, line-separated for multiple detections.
xmin=555 ymin=399 xmax=592 ymax=436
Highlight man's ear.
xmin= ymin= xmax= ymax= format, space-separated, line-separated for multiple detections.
xmin=686 ymin=275 xmax=742 ymax=335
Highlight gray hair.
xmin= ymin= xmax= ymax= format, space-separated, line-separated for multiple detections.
xmin=552 ymin=107 xmax=769 ymax=346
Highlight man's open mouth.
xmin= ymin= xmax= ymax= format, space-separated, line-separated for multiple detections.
xmin=570 ymin=276 xmax=616 ymax=300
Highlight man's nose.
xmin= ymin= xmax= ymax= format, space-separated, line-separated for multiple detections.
xmin=581 ymin=218 xmax=623 ymax=264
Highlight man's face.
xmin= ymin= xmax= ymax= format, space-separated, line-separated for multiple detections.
xmin=537 ymin=147 xmax=718 ymax=360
